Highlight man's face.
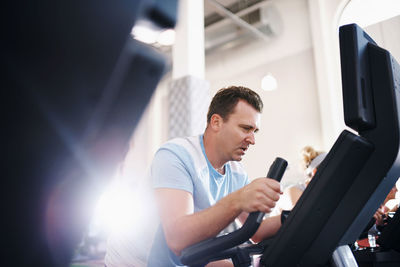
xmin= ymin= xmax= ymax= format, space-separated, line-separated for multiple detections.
xmin=218 ymin=100 xmax=261 ymax=162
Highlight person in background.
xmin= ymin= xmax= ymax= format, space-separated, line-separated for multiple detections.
xmin=355 ymin=181 xmax=399 ymax=248
xmin=374 ymin=182 xmax=398 ymax=227
xmin=273 ymin=146 xmax=326 ymax=213
xmin=147 ymin=86 xmax=283 ymax=267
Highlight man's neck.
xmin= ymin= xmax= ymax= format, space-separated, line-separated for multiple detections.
xmin=203 ymin=131 xmax=226 ymax=173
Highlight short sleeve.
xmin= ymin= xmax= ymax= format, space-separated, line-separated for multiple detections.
xmin=151 ymin=147 xmax=194 ymax=194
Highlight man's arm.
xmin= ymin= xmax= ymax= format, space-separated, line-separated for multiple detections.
xmin=155 ymin=177 xmax=281 ymax=255
xmin=155 ymin=188 xmax=241 ymax=255
xmin=251 ymin=215 xmax=281 ymax=243
xmin=237 ymin=212 xmax=281 ymax=243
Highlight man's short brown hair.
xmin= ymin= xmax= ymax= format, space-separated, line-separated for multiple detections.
xmin=207 ymin=86 xmax=263 ymax=123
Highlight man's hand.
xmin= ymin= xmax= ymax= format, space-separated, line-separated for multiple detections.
xmin=234 ymin=178 xmax=282 ymax=213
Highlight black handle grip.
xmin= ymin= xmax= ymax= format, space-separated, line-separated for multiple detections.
xmin=180 ymin=157 xmax=288 ymax=265
xmin=245 ymin=157 xmax=288 ymax=233
xmin=266 ymin=157 xmax=288 ymax=182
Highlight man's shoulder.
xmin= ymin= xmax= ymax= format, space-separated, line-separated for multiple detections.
xmin=158 ymin=135 xmax=202 ymax=155
xmin=163 ymin=135 xmax=200 ymax=147
xmin=156 ymin=135 xmax=205 ymax=167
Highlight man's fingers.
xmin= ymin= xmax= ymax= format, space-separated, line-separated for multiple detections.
xmin=255 ymin=193 xmax=278 ymax=211
xmin=265 ymin=178 xmax=282 ymax=192
xmin=241 ymin=178 xmax=282 ymax=213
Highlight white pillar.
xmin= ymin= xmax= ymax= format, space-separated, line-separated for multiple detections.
xmin=307 ymin=0 xmax=349 ymax=149
xmin=172 ymin=0 xmax=205 ymax=79
xmin=168 ymin=0 xmax=210 ymax=139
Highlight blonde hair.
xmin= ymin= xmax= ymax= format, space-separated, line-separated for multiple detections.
xmin=300 ymin=146 xmax=324 ymax=171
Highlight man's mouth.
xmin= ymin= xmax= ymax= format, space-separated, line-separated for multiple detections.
xmin=240 ymin=146 xmax=248 ymax=152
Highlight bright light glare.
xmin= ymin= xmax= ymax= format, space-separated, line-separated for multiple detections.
xmin=131 ymin=24 xmax=175 ymax=46
xmin=91 ymin=181 xmax=148 ymax=235
xmin=131 ymin=25 xmax=159 ymax=44
xmin=261 ymin=73 xmax=278 ymax=91
xmin=157 ymin=29 xmax=175 ymax=46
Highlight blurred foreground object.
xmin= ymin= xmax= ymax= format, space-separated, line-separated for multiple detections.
xmin=2 ymin=0 xmax=177 ymax=265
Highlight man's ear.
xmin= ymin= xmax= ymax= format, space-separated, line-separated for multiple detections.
xmin=209 ymin=114 xmax=223 ymax=131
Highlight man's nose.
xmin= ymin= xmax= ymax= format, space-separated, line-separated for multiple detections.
xmin=246 ymin=132 xmax=255 ymax=145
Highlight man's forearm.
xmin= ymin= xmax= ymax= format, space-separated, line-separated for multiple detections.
xmin=251 ymin=215 xmax=281 ymax=243
xmin=163 ymin=192 xmax=241 ymax=255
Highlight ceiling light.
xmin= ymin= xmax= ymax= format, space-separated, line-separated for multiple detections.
xmin=261 ymin=73 xmax=278 ymax=91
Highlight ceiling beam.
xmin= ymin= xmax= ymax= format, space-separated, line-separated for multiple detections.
xmin=206 ymin=0 xmax=272 ymax=42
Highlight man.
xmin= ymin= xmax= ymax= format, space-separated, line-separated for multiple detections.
xmin=148 ymin=86 xmax=283 ymax=266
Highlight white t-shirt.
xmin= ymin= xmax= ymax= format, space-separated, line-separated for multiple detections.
xmin=147 ymin=135 xmax=249 ymax=267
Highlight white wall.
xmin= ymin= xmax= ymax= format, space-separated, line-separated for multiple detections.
xmin=363 ymin=16 xmax=400 ymax=61
xmin=307 ymin=0 xmax=349 ymax=149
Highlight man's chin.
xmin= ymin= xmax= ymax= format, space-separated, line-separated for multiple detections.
xmin=233 ymin=155 xmax=243 ymax=161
